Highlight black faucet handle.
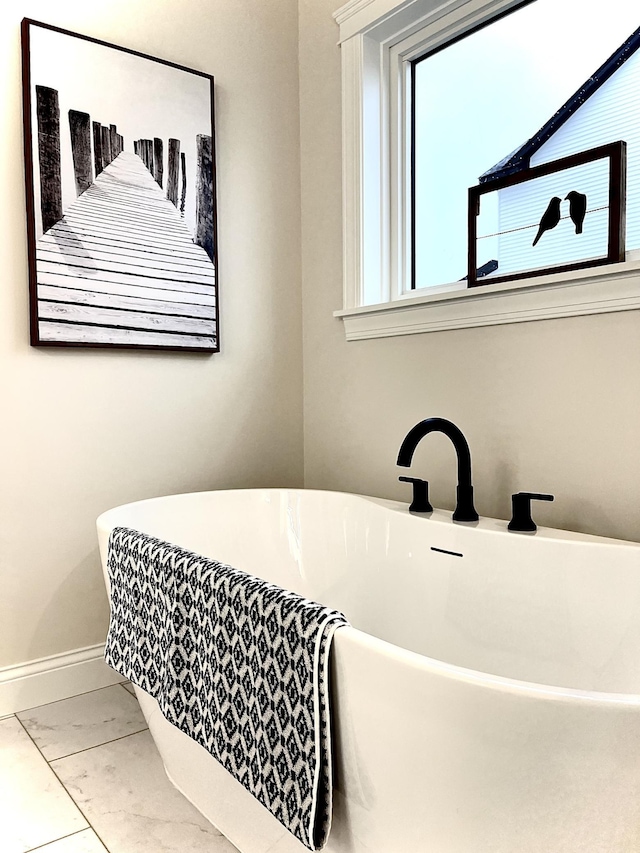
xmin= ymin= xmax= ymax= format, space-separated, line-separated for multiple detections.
xmin=508 ymin=492 xmax=554 ymax=532
xmin=399 ymin=476 xmax=433 ymax=513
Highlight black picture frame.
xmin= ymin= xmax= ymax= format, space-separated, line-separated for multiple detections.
xmin=22 ymin=18 xmax=219 ymax=352
xmin=467 ymin=141 xmax=626 ymax=288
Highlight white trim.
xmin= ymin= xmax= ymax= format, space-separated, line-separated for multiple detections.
xmin=0 ymin=643 xmax=124 ymax=715
xmin=333 ymin=0 xmax=378 ymax=27
xmin=333 ymin=0 xmax=480 ymax=44
xmin=334 ymin=260 xmax=640 ymax=339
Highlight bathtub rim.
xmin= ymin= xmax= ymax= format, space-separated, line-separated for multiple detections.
xmin=97 ymin=486 xmax=640 ymax=548
xmin=97 ymin=486 xmax=640 ymax=708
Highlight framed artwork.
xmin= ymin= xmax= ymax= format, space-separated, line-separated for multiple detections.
xmin=467 ymin=141 xmax=626 ymax=288
xmin=21 ymin=19 xmax=218 ymax=352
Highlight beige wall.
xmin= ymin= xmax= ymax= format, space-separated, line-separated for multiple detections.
xmin=0 ymin=0 xmax=303 ymax=667
xmin=299 ymin=0 xmax=640 ymax=543
xmin=3 ymin=0 xmax=640 ymax=674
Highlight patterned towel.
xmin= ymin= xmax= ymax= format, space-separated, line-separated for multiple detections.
xmin=104 ymin=526 xmax=348 ymax=850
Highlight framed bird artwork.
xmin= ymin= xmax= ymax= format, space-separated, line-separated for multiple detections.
xmin=466 ymin=141 xmax=626 ymax=288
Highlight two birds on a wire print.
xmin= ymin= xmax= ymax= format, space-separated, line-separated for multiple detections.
xmin=532 ymin=191 xmax=587 ymax=246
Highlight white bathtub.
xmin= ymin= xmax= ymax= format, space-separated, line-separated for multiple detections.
xmin=97 ymin=488 xmax=640 ymax=853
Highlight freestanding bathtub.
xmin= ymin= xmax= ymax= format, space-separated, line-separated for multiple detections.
xmin=97 ymin=488 xmax=640 ymax=853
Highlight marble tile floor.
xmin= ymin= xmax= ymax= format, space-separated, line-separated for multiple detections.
xmin=0 ymin=683 xmax=239 ymax=853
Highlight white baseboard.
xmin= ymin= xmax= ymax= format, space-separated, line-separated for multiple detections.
xmin=0 ymin=643 xmax=125 ymax=716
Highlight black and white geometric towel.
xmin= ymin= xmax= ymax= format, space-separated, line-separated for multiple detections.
xmin=104 ymin=526 xmax=349 ymax=850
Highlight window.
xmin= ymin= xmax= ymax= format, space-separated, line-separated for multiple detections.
xmin=412 ymin=0 xmax=640 ymax=289
xmin=333 ymin=0 xmax=640 ymax=340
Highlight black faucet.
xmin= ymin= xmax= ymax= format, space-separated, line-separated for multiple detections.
xmin=397 ymin=417 xmax=479 ymax=522
xmin=508 ymin=492 xmax=554 ymax=532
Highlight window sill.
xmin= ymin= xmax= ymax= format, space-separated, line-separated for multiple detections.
xmin=334 ymin=260 xmax=640 ymax=340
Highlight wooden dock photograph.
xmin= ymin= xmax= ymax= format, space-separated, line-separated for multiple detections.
xmin=22 ymin=19 xmax=218 ymax=352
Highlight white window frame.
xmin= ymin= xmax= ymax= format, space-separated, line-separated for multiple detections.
xmin=332 ymin=0 xmax=640 ymax=340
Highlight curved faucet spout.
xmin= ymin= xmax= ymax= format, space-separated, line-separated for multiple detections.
xmin=397 ymin=417 xmax=479 ymax=522
xmin=397 ymin=418 xmax=472 ymax=487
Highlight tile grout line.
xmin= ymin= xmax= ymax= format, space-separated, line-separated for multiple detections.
xmin=47 ymin=726 xmax=150 ymax=762
xmin=15 ymin=717 xmax=113 ymax=853
xmin=16 ymin=681 xmax=129 ymax=716
xmin=23 ymin=827 xmax=88 ymax=853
